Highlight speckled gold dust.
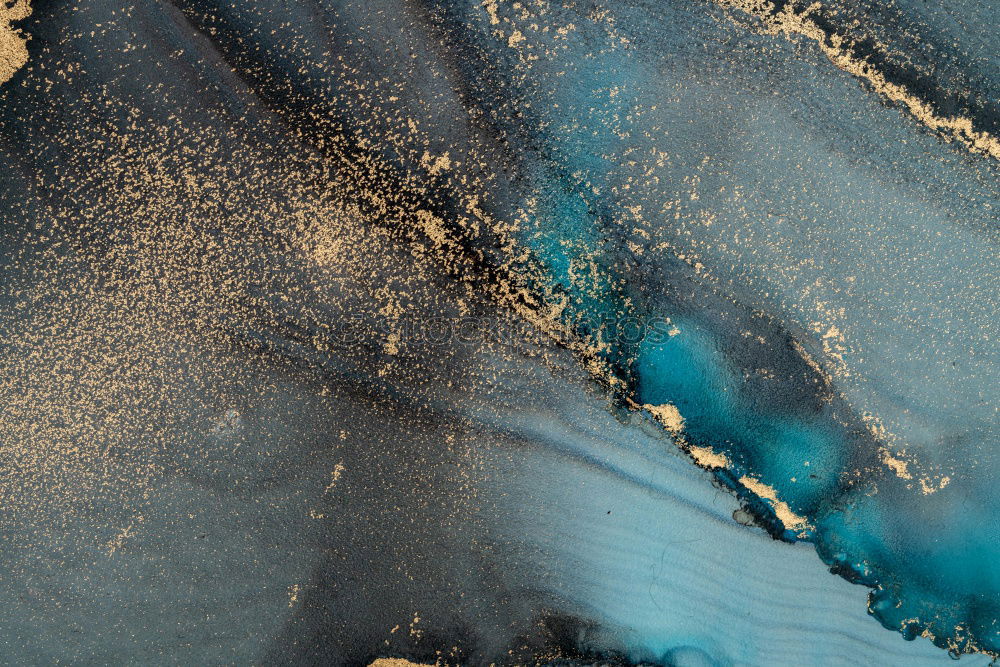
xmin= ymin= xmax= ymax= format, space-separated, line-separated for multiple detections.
xmin=17 ymin=0 xmax=969 ymax=585
xmin=7 ymin=0 xmax=944 ymax=559
xmin=11 ymin=0 xmax=581 ymax=541
xmin=714 ymin=0 xmax=1000 ymax=160
xmin=5 ymin=2 xmax=993 ymax=661
xmin=3 ymin=53 xmax=537 ymax=540
xmin=359 ymin=0 xmax=922 ymax=531
xmin=0 ymin=0 xmax=30 ymax=85
xmin=0 ymin=118 xmax=287 ymax=533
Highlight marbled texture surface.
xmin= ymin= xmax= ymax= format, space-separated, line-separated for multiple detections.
xmin=0 ymin=0 xmax=996 ymax=664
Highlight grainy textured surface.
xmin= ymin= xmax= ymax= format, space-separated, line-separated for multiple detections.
xmin=0 ymin=0 xmax=996 ymax=664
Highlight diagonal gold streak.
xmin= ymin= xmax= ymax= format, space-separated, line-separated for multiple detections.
xmin=711 ymin=0 xmax=1000 ymax=161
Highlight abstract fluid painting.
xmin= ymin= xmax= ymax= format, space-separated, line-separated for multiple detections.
xmin=0 ymin=0 xmax=997 ymax=664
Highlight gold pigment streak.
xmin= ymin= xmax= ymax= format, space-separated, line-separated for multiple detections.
xmin=714 ymin=0 xmax=1000 ymax=161
xmin=0 ymin=0 xmax=30 ymax=85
